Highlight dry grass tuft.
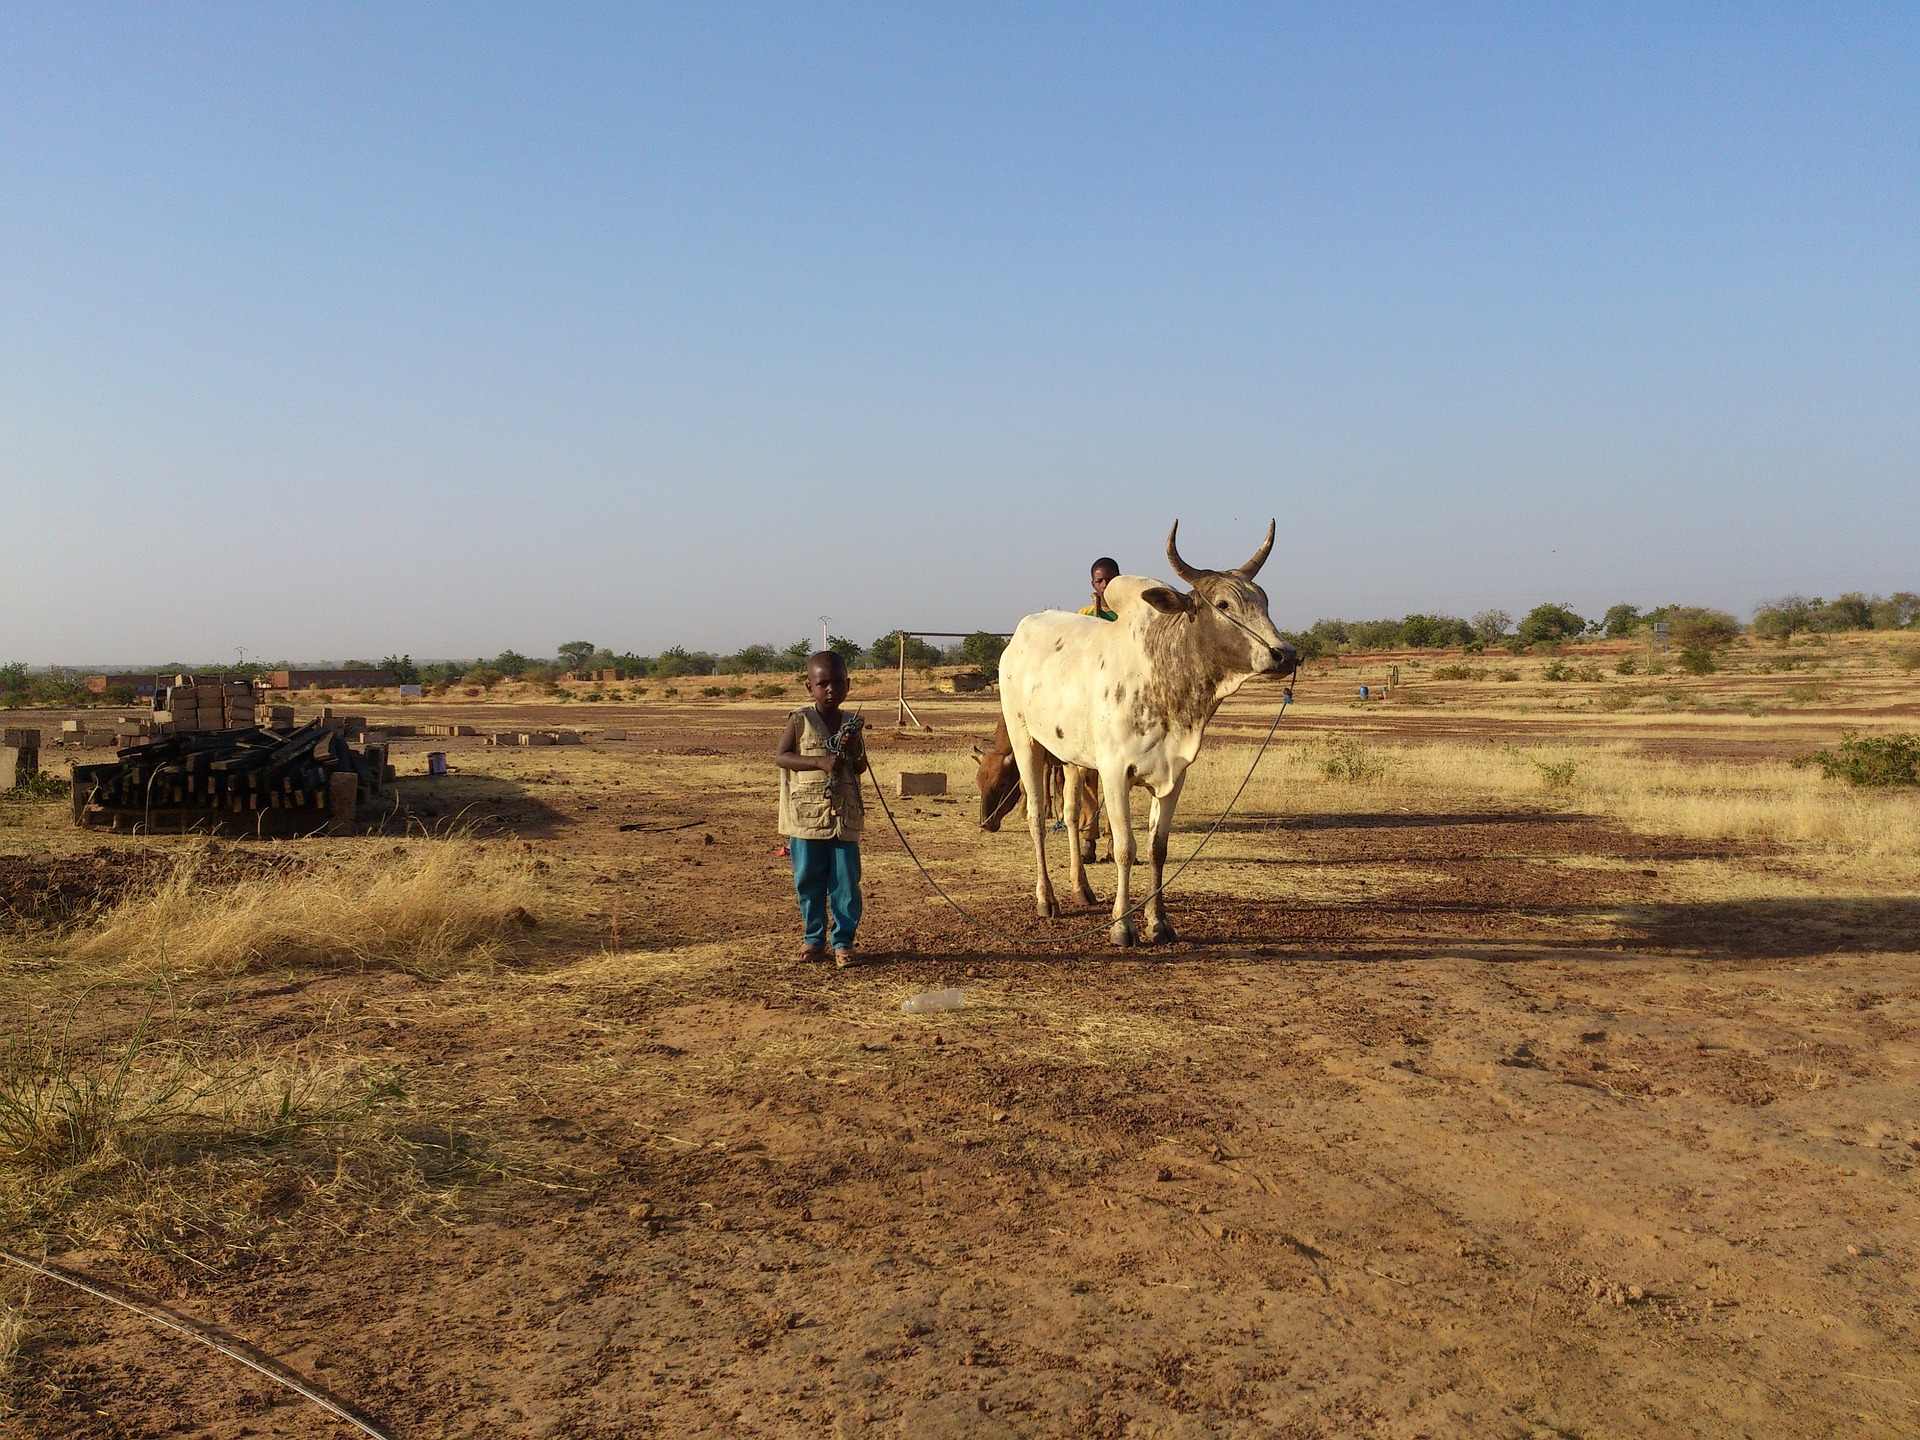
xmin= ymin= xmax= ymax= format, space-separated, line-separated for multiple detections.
xmin=0 ymin=1286 xmax=25 ymax=1385
xmin=0 ymin=994 xmax=493 ymax=1267
xmin=73 ymin=836 xmax=540 ymax=978
xmin=1180 ymin=734 xmax=1920 ymax=863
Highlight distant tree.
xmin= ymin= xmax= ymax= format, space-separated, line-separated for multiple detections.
xmin=1398 ymin=614 xmax=1473 ymax=649
xmin=1471 ymin=610 xmax=1513 ymax=644
xmin=960 ymin=631 xmax=1009 ymax=679
xmin=780 ymin=639 xmax=815 ymax=668
xmin=1307 ymin=619 xmax=1350 ymax=650
xmin=1810 ymin=594 xmax=1873 ymax=633
xmin=1516 ymin=603 xmax=1588 ymax=646
xmin=1667 ymin=607 xmax=1741 ymax=651
xmin=1598 ymin=604 xmax=1641 ymax=639
xmin=380 ymin=653 xmax=419 ymax=684
xmin=492 ymin=650 xmax=530 ymax=678
xmin=464 ymin=666 xmax=505 ymax=689
xmin=1279 ymin=630 xmax=1324 ymax=661
xmin=1751 ymin=595 xmax=1816 ymax=640
xmin=826 ymin=635 xmax=863 ymax=666
xmin=557 ymin=641 xmax=596 ymax=673
xmin=650 ymin=646 xmax=700 ymax=678
xmin=1871 ymin=592 xmax=1920 ymax=630
xmin=869 ymin=630 xmax=941 ymax=668
xmin=720 ymin=644 xmax=779 ymax=675
xmin=0 ymin=661 xmax=28 ymax=697
xmin=1345 ymin=619 xmax=1404 ymax=651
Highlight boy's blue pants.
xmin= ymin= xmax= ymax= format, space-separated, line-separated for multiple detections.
xmin=790 ymin=838 xmax=861 ymax=947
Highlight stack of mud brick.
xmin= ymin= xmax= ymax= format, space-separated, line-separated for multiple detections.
xmin=59 ymin=720 xmax=123 ymax=749
xmin=153 ymin=675 xmax=257 ymax=734
xmin=1 ymin=727 xmax=39 ymax=789
xmin=488 ymin=729 xmax=584 ymax=747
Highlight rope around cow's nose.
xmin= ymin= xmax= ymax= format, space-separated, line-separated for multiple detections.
xmin=865 ymin=687 xmax=1295 ymax=948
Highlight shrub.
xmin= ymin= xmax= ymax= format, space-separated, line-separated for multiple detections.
xmin=1615 ymin=656 xmax=1638 ymax=675
xmin=463 ymin=686 xmax=482 ymax=697
xmin=751 ymin=683 xmax=786 ymax=699
xmin=1431 ymin=664 xmax=1485 ymax=681
xmin=1495 ymin=669 xmax=1520 ymax=682
xmin=1533 ymin=758 xmax=1579 ymax=789
xmin=464 ymin=667 xmax=504 ymax=689
xmin=1798 ymin=731 xmax=1920 ymax=788
xmin=1897 ymin=649 xmax=1920 ymax=674
xmin=1470 ymin=610 xmax=1511 ymax=644
xmin=1595 ymin=688 xmax=1638 ymax=712
xmin=723 ymin=685 xmax=747 ymax=698
xmin=1319 ymin=738 xmax=1384 ymax=783
xmin=1678 ymin=648 xmax=1717 ymax=675
xmin=1541 ymin=659 xmax=1570 ymax=682
xmin=699 ymin=685 xmax=723 ymax=697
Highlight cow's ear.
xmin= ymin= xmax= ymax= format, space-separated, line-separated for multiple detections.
xmin=1138 ymin=586 xmax=1194 ymax=614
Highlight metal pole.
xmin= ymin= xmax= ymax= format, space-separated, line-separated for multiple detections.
xmin=897 ymin=632 xmax=906 ymax=726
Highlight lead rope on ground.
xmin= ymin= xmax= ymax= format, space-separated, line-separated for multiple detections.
xmin=0 ymin=1249 xmax=394 ymax=1440
xmin=864 ymin=687 xmax=1294 ymax=947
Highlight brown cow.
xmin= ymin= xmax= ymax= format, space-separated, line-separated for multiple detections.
xmin=973 ymin=714 xmax=1103 ymax=864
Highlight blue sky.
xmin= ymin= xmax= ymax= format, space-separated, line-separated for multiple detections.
xmin=3 ymin=4 xmax=1915 ymax=664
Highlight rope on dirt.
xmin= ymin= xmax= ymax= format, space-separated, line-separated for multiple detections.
xmin=0 ymin=1249 xmax=394 ymax=1440
xmin=865 ymin=687 xmax=1295 ymax=947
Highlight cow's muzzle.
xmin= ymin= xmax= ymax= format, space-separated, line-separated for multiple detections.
xmin=1269 ymin=642 xmax=1300 ymax=676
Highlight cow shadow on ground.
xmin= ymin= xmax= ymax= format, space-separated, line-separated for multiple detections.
xmin=1601 ymin=897 xmax=1920 ymax=961
xmin=879 ymin=897 xmax=1920 ymax=968
xmin=369 ymin=774 xmax=572 ymax=840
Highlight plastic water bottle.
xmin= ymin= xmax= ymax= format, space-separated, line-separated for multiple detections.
xmin=901 ymin=988 xmax=964 ymax=1014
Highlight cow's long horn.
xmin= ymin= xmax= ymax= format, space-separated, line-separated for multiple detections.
xmin=1237 ymin=520 xmax=1276 ymax=579
xmin=1166 ymin=520 xmax=1207 ymax=585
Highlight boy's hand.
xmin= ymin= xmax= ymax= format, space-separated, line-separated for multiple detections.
xmin=818 ymin=755 xmax=842 ymax=774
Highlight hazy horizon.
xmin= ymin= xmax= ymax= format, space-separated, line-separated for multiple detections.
xmin=5 ymin=5 xmax=1915 ymax=665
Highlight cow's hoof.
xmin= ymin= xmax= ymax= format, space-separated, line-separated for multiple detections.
xmin=1110 ymin=920 xmax=1137 ymax=948
xmin=1144 ymin=919 xmax=1177 ymax=945
xmin=1036 ymin=896 xmax=1060 ymax=920
xmin=1075 ymin=879 xmax=1098 ymax=906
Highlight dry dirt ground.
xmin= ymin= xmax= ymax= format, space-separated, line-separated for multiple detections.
xmin=3 ymin=648 xmax=1919 ymax=1438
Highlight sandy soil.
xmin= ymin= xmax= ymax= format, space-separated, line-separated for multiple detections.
xmin=4 ymin=681 xmax=1919 ymax=1438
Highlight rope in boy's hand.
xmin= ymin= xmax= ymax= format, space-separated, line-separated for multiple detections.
xmin=825 ymin=712 xmax=866 ymax=793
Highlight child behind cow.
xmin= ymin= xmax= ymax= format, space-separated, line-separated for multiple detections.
xmin=775 ymin=651 xmax=870 ymax=967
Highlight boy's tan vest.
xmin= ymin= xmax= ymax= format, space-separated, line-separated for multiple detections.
xmin=779 ymin=706 xmax=864 ymax=841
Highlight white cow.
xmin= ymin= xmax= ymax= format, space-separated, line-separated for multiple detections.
xmin=998 ymin=522 xmax=1299 ymax=946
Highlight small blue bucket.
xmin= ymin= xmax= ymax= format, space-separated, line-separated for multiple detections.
xmin=1358 ymin=685 xmax=1370 ymax=700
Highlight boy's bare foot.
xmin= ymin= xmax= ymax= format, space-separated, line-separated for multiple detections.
xmin=799 ymin=943 xmax=827 ymax=963
xmin=834 ymin=947 xmax=871 ymax=968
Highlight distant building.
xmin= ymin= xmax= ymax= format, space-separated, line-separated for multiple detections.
xmin=265 ymin=668 xmax=399 ymax=691
xmin=84 ymin=674 xmax=160 ymax=697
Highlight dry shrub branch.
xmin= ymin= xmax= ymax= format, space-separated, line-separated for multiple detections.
xmin=73 ymin=836 xmax=540 ymax=978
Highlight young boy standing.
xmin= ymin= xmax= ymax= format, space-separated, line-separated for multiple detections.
xmin=776 ymin=651 xmax=870 ymax=967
